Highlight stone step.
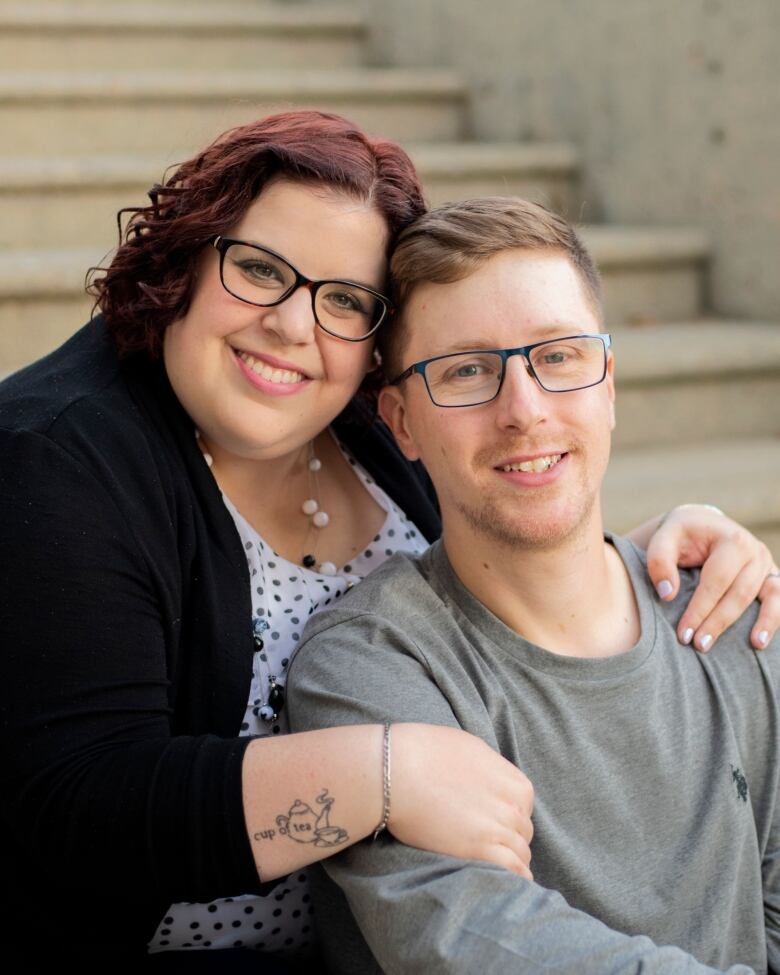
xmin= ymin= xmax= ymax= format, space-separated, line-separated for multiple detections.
xmin=604 ymin=436 xmax=780 ymax=561
xmin=408 ymin=142 xmax=580 ymax=212
xmin=0 ymin=0 xmax=267 ymax=4
xmin=0 ymin=143 xmax=581 ymax=252
xmin=580 ymin=226 xmax=710 ymax=327
xmin=0 ymin=228 xmax=710 ymax=374
xmin=0 ymin=2 xmax=366 ymax=70
xmin=0 ymin=248 xmax=96 ymax=375
xmin=0 ymin=69 xmax=466 ymax=157
xmin=17 ymin=0 xmax=268 ymax=4
xmin=614 ymin=321 xmax=780 ymax=450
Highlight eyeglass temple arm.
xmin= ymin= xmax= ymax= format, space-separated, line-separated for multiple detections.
xmin=389 ymin=363 xmax=419 ymax=385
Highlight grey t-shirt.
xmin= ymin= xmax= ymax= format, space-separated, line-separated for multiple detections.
xmin=287 ymin=535 xmax=779 ymax=975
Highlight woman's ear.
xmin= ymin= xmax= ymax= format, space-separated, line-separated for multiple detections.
xmin=363 ymin=346 xmax=383 ymax=376
xmin=378 ymin=385 xmax=421 ymax=461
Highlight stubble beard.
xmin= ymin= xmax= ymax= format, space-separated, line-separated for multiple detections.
xmin=455 ymin=489 xmax=598 ymax=552
xmin=452 ymin=446 xmax=600 ymax=553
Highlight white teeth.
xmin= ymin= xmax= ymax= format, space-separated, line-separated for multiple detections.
xmin=237 ymin=351 xmax=304 ymax=384
xmin=502 ymin=454 xmax=562 ymax=473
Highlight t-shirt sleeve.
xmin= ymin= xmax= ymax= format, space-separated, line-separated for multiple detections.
xmin=766 ymin=808 xmax=780 ymax=974
xmin=0 ymin=429 xmax=260 ymax=903
xmin=286 ymin=611 xmax=754 ymax=975
xmin=759 ymin=648 xmax=780 ymax=972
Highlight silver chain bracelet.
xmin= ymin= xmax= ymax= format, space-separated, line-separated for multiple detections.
xmin=373 ymin=723 xmax=391 ymax=840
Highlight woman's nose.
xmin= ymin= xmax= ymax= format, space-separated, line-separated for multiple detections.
xmin=260 ymin=284 xmax=318 ymax=345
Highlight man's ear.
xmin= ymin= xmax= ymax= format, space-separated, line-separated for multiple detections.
xmin=606 ymin=351 xmax=616 ymax=431
xmin=378 ymin=385 xmax=421 ymax=461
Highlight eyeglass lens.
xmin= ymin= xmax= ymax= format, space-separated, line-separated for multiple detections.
xmin=424 ymin=336 xmax=607 ymax=406
xmin=221 ymin=241 xmax=384 ymax=339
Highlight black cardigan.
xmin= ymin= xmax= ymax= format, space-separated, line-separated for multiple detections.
xmin=0 ymin=320 xmax=440 ymax=967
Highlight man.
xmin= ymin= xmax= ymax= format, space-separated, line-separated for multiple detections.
xmin=286 ymin=198 xmax=779 ymax=974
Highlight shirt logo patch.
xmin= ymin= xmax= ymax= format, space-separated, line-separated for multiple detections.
xmin=730 ymin=764 xmax=749 ymax=803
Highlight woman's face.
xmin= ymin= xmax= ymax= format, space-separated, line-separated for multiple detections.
xmin=163 ymin=179 xmax=389 ymax=461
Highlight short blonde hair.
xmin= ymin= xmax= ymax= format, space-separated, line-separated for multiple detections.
xmin=381 ymin=196 xmax=602 ymax=379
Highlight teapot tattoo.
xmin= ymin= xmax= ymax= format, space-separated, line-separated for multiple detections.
xmin=255 ymin=789 xmax=349 ymax=848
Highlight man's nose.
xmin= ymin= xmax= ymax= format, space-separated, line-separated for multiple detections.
xmin=260 ymin=284 xmax=318 ymax=345
xmin=493 ymin=355 xmax=547 ymax=431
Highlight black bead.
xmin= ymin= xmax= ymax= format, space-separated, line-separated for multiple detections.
xmin=268 ymin=681 xmax=285 ymax=715
xmin=303 ymin=553 xmax=316 ymax=568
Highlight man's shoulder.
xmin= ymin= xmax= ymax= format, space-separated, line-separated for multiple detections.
xmin=287 ymin=542 xmax=472 ymax=732
xmin=615 ymin=534 xmax=780 ymax=685
xmin=301 ymin=545 xmax=449 ymax=645
xmin=669 ymin=562 xmax=775 ymax=662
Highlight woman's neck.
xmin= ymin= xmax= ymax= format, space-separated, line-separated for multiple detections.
xmin=201 ymin=431 xmax=315 ymax=520
xmin=198 ymin=427 xmax=386 ymax=570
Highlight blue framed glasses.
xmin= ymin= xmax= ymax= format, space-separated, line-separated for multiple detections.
xmin=391 ymin=333 xmax=612 ymax=407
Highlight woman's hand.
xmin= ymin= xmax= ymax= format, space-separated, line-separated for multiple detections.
xmin=638 ymin=505 xmax=780 ymax=652
xmin=390 ymin=724 xmax=534 ymax=879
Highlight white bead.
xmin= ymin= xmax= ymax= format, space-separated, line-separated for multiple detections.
xmin=203 ymin=452 xmax=213 ymax=468
xmin=302 ymin=498 xmax=319 ymax=515
xmin=319 ymin=561 xmax=337 ymax=576
xmin=308 ymin=457 xmax=322 ymax=472
xmin=312 ymin=510 xmax=330 ymax=528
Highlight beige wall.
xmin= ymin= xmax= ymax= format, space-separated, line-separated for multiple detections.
xmin=362 ymin=0 xmax=780 ymax=322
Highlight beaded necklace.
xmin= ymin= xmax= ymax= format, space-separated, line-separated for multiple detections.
xmin=195 ymin=431 xmax=337 ymax=721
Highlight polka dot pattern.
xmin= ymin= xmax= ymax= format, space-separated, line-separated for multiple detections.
xmin=148 ymin=432 xmax=427 ymax=956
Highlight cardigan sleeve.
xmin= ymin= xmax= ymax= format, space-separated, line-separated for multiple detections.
xmin=0 ymin=427 xmax=262 ymax=904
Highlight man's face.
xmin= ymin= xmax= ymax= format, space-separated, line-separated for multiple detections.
xmin=379 ymin=249 xmax=615 ymax=551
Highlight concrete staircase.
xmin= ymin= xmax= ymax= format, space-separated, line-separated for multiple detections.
xmin=1 ymin=0 xmax=778 ymax=556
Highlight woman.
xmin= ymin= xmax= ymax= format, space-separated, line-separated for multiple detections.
xmin=0 ymin=111 xmax=776 ymax=971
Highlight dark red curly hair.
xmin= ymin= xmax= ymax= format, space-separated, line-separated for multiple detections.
xmin=88 ymin=110 xmax=427 ymax=359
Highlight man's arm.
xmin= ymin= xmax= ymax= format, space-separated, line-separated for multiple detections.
xmin=287 ymin=610 xmax=753 ymax=975
xmin=758 ymin=654 xmax=780 ymax=973
xmin=766 ymin=837 xmax=780 ymax=974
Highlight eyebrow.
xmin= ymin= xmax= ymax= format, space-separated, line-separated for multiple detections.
xmin=429 ymin=324 xmax=590 ymax=356
xmin=236 ymin=238 xmax=383 ymax=292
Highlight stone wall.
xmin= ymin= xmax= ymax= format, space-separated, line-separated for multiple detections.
xmin=361 ymin=0 xmax=780 ymax=322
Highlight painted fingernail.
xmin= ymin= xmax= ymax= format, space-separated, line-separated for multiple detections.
xmin=699 ymin=634 xmax=713 ymax=652
xmin=682 ymin=627 xmax=694 ymax=645
xmin=656 ymin=580 xmax=674 ymax=599
xmin=757 ymin=630 xmax=769 ymax=648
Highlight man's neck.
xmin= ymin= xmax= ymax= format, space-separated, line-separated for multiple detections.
xmin=443 ymin=515 xmax=641 ymax=658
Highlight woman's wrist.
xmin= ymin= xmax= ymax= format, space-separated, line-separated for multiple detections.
xmin=241 ymin=723 xmax=389 ymax=882
xmin=373 ymin=723 xmax=392 ymax=839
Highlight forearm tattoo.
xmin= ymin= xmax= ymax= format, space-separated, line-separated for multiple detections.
xmin=254 ymin=788 xmax=349 ymax=848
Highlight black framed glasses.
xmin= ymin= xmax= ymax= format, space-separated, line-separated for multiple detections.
xmin=391 ymin=333 xmax=612 ymax=407
xmin=211 ymin=236 xmax=393 ymax=342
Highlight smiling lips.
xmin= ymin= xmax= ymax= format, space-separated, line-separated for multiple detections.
xmin=235 ymin=348 xmax=308 ymax=385
xmin=499 ymin=453 xmax=564 ymax=474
